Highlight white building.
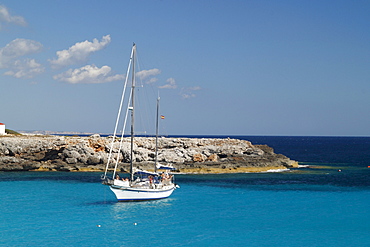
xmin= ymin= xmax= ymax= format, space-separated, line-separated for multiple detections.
xmin=0 ymin=123 xmax=5 ymax=135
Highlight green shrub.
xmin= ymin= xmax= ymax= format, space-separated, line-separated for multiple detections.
xmin=5 ymin=129 xmax=21 ymax=135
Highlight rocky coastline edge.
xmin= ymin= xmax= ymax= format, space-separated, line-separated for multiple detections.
xmin=0 ymin=134 xmax=298 ymax=173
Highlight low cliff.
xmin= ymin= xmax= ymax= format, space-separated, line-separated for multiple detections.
xmin=0 ymin=135 xmax=298 ymax=173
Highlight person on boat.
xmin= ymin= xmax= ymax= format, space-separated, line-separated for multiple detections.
xmin=162 ymin=173 xmax=169 ymax=185
xmin=148 ymin=175 xmax=154 ymax=188
xmin=115 ymin=174 xmax=120 ymax=180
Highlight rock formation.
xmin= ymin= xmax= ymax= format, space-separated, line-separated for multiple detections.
xmin=0 ymin=135 xmax=298 ymax=173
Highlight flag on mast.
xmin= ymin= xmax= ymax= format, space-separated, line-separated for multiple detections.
xmin=161 ymin=115 xmax=165 ymax=119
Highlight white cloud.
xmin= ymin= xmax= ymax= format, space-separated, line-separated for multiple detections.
xmin=49 ymin=35 xmax=111 ymax=69
xmin=0 ymin=38 xmax=43 ymax=67
xmin=180 ymin=86 xmax=202 ymax=99
xmin=159 ymin=77 xmax=177 ymax=89
xmin=136 ymin=68 xmax=161 ymax=84
xmin=4 ymin=59 xmax=44 ymax=78
xmin=146 ymin=77 xmax=158 ymax=84
xmin=136 ymin=68 xmax=161 ymax=80
xmin=0 ymin=5 xmax=27 ymax=29
xmin=0 ymin=38 xmax=44 ymax=78
xmin=53 ymin=64 xmax=124 ymax=84
xmin=181 ymin=93 xmax=196 ymax=99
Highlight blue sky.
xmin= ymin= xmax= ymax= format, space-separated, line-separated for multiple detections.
xmin=0 ymin=0 xmax=369 ymax=136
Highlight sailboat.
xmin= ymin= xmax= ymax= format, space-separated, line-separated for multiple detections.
xmin=101 ymin=43 xmax=178 ymax=201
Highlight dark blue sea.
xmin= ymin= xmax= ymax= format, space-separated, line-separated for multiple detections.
xmin=1 ymin=136 xmax=370 ymax=246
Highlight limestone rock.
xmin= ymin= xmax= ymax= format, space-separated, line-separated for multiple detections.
xmin=193 ymin=153 xmax=206 ymax=162
xmin=0 ymin=135 xmax=297 ymax=172
xmin=207 ymin=154 xmax=218 ymax=162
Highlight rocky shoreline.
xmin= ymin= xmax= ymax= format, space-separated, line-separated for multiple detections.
xmin=0 ymin=135 xmax=298 ymax=173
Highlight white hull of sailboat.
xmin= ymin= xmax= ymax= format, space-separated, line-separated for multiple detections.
xmin=110 ymin=185 xmax=176 ymax=201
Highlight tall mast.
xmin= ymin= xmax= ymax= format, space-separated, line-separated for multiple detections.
xmin=106 ymin=45 xmax=134 ymax=180
xmin=154 ymin=96 xmax=160 ymax=173
xmin=130 ymin=43 xmax=136 ymax=181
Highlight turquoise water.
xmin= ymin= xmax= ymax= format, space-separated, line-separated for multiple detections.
xmin=1 ymin=136 xmax=370 ymax=246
